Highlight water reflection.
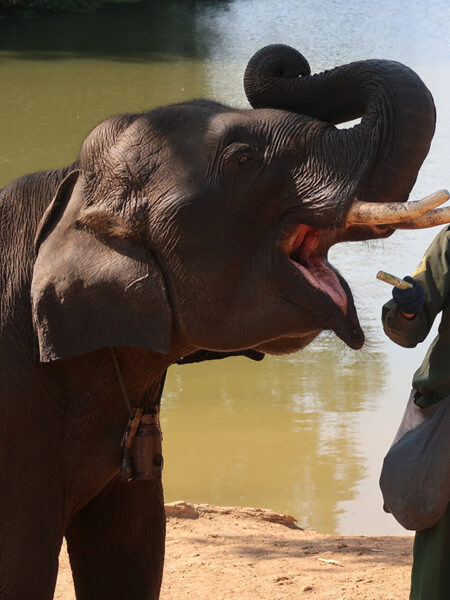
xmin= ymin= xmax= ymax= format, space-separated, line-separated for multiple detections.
xmin=0 ymin=0 xmax=232 ymax=61
xmin=212 ymin=0 xmax=450 ymax=66
xmin=162 ymin=335 xmax=387 ymax=534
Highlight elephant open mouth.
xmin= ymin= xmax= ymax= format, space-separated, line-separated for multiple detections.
xmin=278 ymin=188 xmax=450 ymax=346
xmin=279 ymin=223 xmax=348 ymax=315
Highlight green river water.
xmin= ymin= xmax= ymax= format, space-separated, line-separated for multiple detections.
xmin=1 ymin=0 xmax=450 ymax=535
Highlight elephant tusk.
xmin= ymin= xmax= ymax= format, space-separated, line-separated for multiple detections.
xmin=388 ymin=206 xmax=450 ymax=229
xmin=345 ymin=189 xmax=450 ymax=226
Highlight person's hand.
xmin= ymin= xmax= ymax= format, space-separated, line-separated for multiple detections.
xmin=392 ymin=276 xmax=425 ymax=316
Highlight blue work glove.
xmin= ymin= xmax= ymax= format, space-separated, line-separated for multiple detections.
xmin=392 ymin=276 xmax=425 ymax=314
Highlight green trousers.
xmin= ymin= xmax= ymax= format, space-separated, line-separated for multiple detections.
xmin=410 ymin=503 xmax=450 ymax=599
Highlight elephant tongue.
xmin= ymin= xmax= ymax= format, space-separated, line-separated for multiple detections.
xmin=295 ymin=256 xmax=348 ymax=314
xmin=285 ymin=226 xmax=348 ymax=314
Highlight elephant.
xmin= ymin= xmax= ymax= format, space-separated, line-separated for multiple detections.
xmin=0 ymin=44 xmax=439 ymax=599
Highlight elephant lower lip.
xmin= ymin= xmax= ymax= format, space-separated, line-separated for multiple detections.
xmin=280 ymin=224 xmax=348 ymax=314
xmin=337 ymin=325 xmax=365 ymax=349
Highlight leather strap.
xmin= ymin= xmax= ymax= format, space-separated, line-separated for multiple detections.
xmin=110 ymin=347 xmax=134 ymax=418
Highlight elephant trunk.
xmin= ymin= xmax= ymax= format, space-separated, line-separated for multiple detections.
xmin=244 ymin=45 xmax=436 ymax=205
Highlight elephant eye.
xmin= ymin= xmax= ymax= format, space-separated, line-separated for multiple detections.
xmin=223 ymin=143 xmax=257 ymax=167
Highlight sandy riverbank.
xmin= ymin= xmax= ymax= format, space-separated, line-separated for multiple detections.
xmin=55 ymin=502 xmax=413 ymax=600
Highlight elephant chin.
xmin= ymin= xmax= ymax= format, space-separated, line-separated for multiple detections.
xmin=254 ymin=317 xmax=365 ymax=356
xmin=253 ymin=273 xmax=365 ymax=355
xmin=254 ymin=331 xmax=321 ymax=355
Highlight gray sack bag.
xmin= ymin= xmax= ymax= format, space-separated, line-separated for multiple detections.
xmin=379 ymin=389 xmax=450 ymax=531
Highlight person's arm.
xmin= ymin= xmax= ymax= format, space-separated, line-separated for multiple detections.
xmin=382 ymin=227 xmax=450 ymax=348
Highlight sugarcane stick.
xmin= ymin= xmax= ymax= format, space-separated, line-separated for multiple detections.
xmin=376 ymin=271 xmax=413 ymax=289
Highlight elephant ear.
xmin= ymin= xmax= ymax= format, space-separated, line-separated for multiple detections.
xmin=31 ymin=170 xmax=173 ymax=362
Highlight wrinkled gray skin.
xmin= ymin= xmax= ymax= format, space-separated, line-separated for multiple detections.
xmin=0 ymin=45 xmax=435 ymax=599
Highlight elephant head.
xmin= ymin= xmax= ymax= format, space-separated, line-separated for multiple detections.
xmin=31 ymin=45 xmax=438 ymax=362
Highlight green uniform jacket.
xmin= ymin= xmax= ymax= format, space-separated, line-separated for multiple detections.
xmin=382 ymin=225 xmax=450 ymax=408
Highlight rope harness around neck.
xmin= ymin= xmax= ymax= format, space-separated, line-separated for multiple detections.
xmin=110 ymin=347 xmax=165 ymax=483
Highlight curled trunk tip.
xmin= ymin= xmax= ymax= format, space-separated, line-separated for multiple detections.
xmin=244 ymin=44 xmax=311 ymax=110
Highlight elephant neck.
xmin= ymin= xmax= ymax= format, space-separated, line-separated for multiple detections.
xmin=106 ymin=338 xmax=192 ymax=408
xmin=110 ymin=347 xmax=167 ymax=415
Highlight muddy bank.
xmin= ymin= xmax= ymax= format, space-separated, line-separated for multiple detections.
xmin=55 ymin=502 xmax=413 ymax=600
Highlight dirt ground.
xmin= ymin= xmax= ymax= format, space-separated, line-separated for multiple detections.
xmin=54 ymin=502 xmax=413 ymax=600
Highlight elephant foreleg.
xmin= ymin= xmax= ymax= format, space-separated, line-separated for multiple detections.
xmin=0 ymin=511 xmax=63 ymax=600
xmin=0 ymin=407 xmax=65 ymax=600
xmin=65 ymin=478 xmax=165 ymax=600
